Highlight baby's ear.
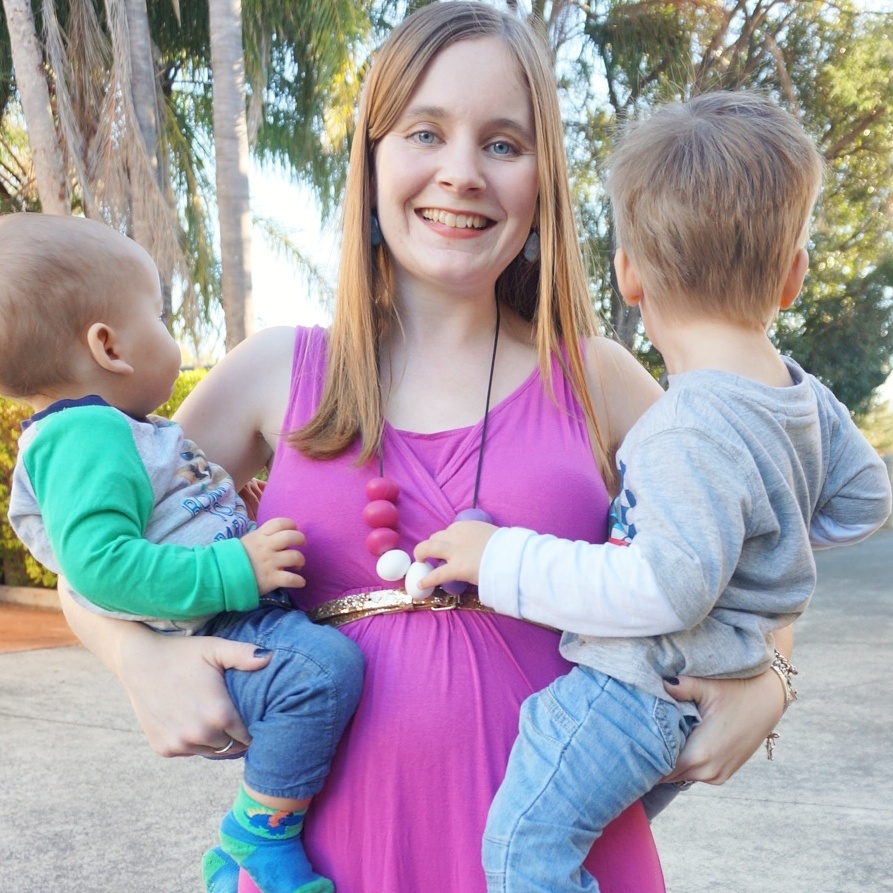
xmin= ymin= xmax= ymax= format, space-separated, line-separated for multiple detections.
xmin=779 ymin=248 xmax=809 ymax=310
xmin=613 ymin=248 xmax=643 ymax=307
xmin=86 ymin=322 xmax=134 ymax=375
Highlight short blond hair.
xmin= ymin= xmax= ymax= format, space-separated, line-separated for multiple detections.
xmin=606 ymin=91 xmax=824 ymax=328
xmin=294 ymin=1 xmax=604 ymax=468
xmin=0 ymin=213 xmax=144 ymax=397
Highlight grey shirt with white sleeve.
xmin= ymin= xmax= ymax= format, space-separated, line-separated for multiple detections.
xmin=479 ymin=358 xmax=891 ymax=706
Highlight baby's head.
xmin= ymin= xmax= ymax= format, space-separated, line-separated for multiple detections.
xmin=606 ymin=90 xmax=824 ymax=330
xmin=0 ymin=213 xmax=181 ymax=416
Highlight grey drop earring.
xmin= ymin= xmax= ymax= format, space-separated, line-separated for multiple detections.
xmin=371 ymin=213 xmax=384 ymax=247
xmin=522 ymin=230 xmax=540 ymax=262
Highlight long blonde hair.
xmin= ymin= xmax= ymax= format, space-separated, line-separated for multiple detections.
xmin=292 ymin=1 xmax=607 ymax=473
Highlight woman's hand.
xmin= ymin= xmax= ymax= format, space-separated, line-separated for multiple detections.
xmin=662 ymin=667 xmax=785 ymax=784
xmin=239 ymin=478 xmax=266 ymax=522
xmin=116 ymin=626 xmax=270 ymax=757
xmin=59 ymin=582 xmax=270 ymax=757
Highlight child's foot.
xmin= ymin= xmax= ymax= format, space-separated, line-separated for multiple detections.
xmin=202 ymin=846 xmax=239 ymax=893
xmin=218 ymin=787 xmax=334 ymax=893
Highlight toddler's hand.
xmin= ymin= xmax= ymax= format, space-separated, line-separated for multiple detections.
xmin=414 ymin=521 xmax=498 ymax=589
xmin=241 ymin=517 xmax=306 ymax=594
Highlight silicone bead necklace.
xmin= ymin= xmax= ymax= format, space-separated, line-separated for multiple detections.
xmin=363 ymin=302 xmax=501 ymax=599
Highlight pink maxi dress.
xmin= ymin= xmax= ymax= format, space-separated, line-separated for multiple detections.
xmin=247 ymin=326 xmax=665 ymax=893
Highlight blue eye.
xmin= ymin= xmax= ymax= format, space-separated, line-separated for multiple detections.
xmin=490 ymin=140 xmax=518 ymax=157
xmin=413 ymin=130 xmax=437 ymax=145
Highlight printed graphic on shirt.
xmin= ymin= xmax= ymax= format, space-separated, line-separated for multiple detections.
xmin=608 ymin=458 xmax=635 ymax=547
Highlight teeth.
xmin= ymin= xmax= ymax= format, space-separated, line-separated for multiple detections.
xmin=421 ymin=209 xmax=488 ymax=229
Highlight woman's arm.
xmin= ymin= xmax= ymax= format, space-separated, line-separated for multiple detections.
xmin=174 ymin=325 xmax=295 ymax=483
xmin=60 ymin=326 xmax=297 ymax=755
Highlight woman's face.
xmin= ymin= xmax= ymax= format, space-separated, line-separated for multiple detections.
xmin=373 ymin=36 xmax=538 ymax=302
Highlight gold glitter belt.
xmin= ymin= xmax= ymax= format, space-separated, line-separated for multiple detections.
xmin=307 ymin=587 xmax=496 ymax=628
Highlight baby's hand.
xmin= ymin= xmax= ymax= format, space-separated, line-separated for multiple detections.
xmin=241 ymin=517 xmax=306 ymax=594
xmin=414 ymin=521 xmax=498 ymax=589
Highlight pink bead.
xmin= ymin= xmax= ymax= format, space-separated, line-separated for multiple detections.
xmin=366 ymin=526 xmax=401 ymax=557
xmin=454 ymin=507 xmax=492 ymax=523
xmin=363 ymin=499 xmax=399 ymax=529
xmin=366 ymin=476 xmax=400 ymax=502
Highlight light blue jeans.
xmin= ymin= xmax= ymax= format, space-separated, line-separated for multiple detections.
xmin=202 ymin=605 xmax=365 ymax=800
xmin=482 ymin=665 xmax=693 ymax=893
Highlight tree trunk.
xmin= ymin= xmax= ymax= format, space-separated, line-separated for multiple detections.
xmin=121 ymin=0 xmax=177 ymax=319
xmin=3 ymin=0 xmax=68 ymax=214
xmin=123 ymin=0 xmax=160 ymax=241
xmin=208 ymin=0 xmax=253 ymax=350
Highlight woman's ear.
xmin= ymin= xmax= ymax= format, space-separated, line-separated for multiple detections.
xmin=613 ymin=248 xmax=643 ymax=307
xmin=86 ymin=322 xmax=134 ymax=375
xmin=779 ymin=248 xmax=809 ymax=310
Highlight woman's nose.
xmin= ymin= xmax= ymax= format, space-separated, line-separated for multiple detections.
xmin=436 ymin=138 xmax=486 ymax=192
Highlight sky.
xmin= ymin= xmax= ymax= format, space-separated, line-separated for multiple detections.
xmin=250 ymin=166 xmax=338 ymax=331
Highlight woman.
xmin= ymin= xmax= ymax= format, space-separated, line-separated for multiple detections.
xmin=61 ymin=4 xmax=790 ymax=891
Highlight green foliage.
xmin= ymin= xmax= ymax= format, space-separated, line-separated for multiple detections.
xmin=858 ymin=402 xmax=893 ymax=455
xmin=0 ymin=398 xmax=54 ymax=587
xmin=567 ymin=0 xmax=893 ymax=407
xmin=153 ymin=368 xmax=207 ymax=418
xmin=0 ymin=370 xmax=205 ymax=589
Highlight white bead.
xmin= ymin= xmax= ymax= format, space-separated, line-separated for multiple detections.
xmin=405 ymin=560 xmax=435 ymax=601
xmin=376 ymin=549 xmax=411 ymax=581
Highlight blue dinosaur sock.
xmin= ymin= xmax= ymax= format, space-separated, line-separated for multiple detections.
xmin=202 ymin=846 xmax=239 ymax=893
xmin=218 ymin=785 xmax=333 ymax=893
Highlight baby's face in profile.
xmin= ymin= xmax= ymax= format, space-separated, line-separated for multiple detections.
xmin=110 ymin=246 xmax=183 ymax=418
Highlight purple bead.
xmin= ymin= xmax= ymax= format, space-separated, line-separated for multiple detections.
xmin=454 ymin=507 xmax=492 ymax=523
xmin=441 ymin=579 xmax=468 ymax=596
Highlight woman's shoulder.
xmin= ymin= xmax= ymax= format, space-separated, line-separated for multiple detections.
xmin=581 ymin=334 xmax=663 ymax=450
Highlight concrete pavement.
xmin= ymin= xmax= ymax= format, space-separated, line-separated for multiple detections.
xmin=2 ymin=529 xmax=892 ymax=892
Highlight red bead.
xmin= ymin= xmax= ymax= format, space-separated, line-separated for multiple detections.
xmin=366 ymin=527 xmax=401 ymax=557
xmin=366 ymin=476 xmax=400 ymax=502
xmin=363 ymin=499 xmax=399 ymax=529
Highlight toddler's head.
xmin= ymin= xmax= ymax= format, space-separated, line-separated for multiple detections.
xmin=606 ymin=91 xmax=824 ymax=329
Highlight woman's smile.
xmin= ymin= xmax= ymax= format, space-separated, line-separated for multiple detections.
xmin=417 ymin=208 xmax=492 ymax=232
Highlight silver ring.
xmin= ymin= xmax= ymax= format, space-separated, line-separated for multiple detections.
xmin=213 ymin=737 xmax=237 ymax=755
xmin=674 ymin=780 xmax=695 ymax=790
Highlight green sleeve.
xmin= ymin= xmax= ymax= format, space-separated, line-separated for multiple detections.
xmin=23 ymin=406 xmax=259 ymax=619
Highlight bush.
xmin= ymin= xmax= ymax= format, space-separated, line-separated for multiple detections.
xmin=857 ymin=403 xmax=893 ymax=456
xmin=0 ymin=370 xmax=206 ymax=588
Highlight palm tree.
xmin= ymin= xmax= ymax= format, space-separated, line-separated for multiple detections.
xmin=209 ymin=0 xmax=253 ymax=350
xmin=2 ymin=0 xmax=67 ymax=213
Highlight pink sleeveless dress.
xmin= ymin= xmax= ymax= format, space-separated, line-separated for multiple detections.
xmin=247 ymin=326 xmax=665 ymax=893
